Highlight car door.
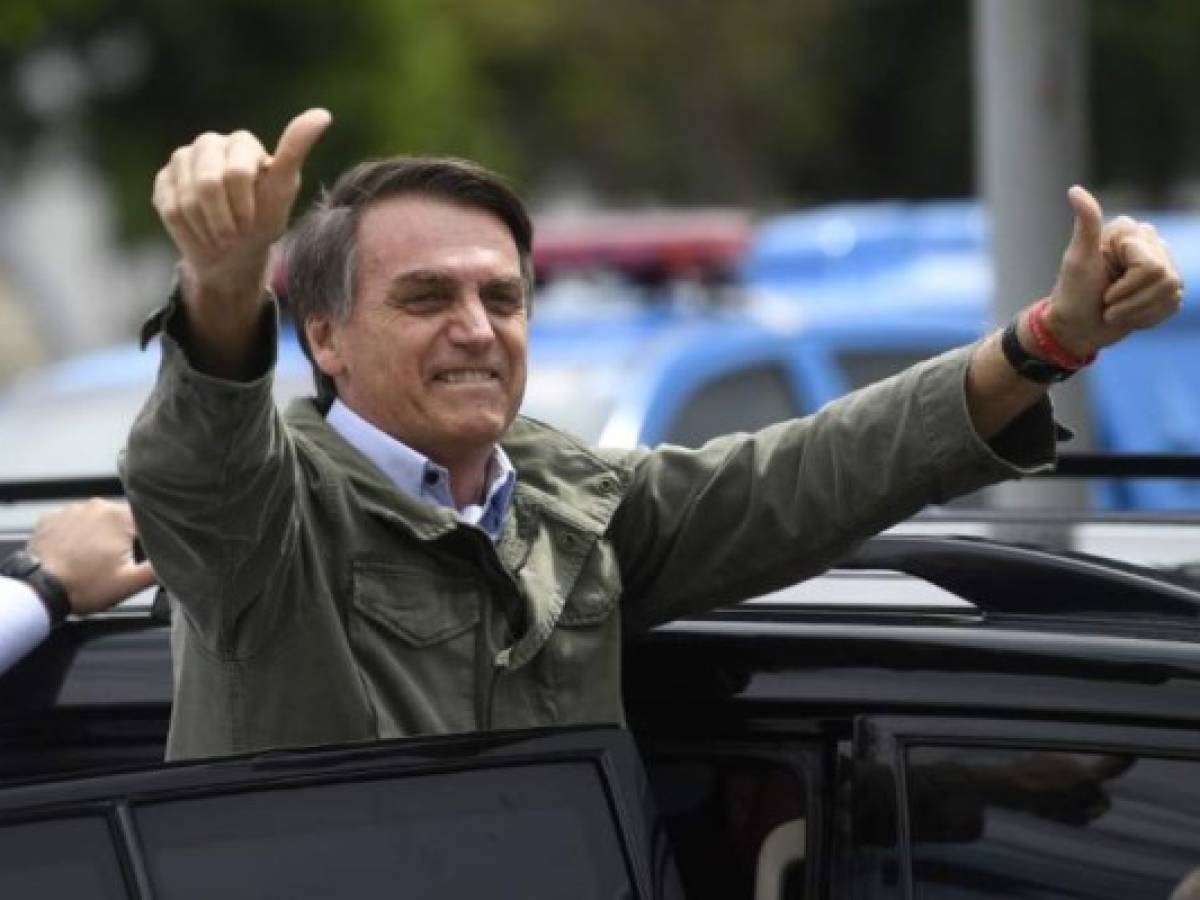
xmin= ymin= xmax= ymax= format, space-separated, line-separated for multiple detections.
xmin=845 ymin=716 xmax=1200 ymax=899
xmin=0 ymin=725 xmax=683 ymax=900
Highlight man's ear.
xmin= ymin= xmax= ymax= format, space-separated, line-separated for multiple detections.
xmin=305 ymin=317 xmax=346 ymax=378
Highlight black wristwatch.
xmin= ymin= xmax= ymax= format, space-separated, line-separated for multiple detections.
xmin=0 ymin=550 xmax=71 ymax=627
xmin=1000 ymin=318 xmax=1078 ymax=384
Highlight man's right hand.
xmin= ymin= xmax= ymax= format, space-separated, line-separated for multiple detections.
xmin=151 ymin=108 xmax=331 ymax=375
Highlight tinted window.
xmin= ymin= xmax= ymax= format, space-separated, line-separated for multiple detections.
xmin=136 ymin=761 xmax=631 ymax=900
xmin=663 ymin=365 xmax=799 ymax=448
xmin=0 ymin=816 xmax=127 ymax=899
xmin=906 ymin=746 xmax=1200 ymax=899
xmin=647 ymin=753 xmax=809 ymax=899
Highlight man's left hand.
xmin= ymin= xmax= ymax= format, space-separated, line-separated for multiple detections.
xmin=1044 ymin=185 xmax=1184 ymax=357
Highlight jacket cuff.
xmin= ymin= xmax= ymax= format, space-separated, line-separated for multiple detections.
xmin=140 ymin=282 xmax=279 ymax=384
xmin=917 ymin=345 xmax=1063 ymax=502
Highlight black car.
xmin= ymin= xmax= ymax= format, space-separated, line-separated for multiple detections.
xmin=3 ymin=501 xmax=1200 ymax=898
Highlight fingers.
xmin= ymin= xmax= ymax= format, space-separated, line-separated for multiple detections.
xmin=154 ymin=152 xmax=209 ymax=256
xmin=225 ymin=131 xmax=266 ymax=230
xmin=151 ymin=125 xmax=274 ymax=256
xmin=1102 ymin=220 xmax=1183 ymax=319
xmin=265 ymin=108 xmax=333 ymax=186
xmin=152 ymin=110 xmax=330 ymax=275
xmin=1103 ymin=281 xmax=1183 ymax=330
xmin=1100 ymin=215 xmax=1139 ymax=278
xmin=190 ymin=132 xmax=239 ymax=244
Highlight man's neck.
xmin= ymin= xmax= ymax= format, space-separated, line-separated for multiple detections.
xmin=439 ymin=451 xmax=493 ymax=510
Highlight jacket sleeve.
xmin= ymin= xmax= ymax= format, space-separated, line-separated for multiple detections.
xmin=119 ymin=291 xmax=300 ymax=655
xmin=607 ymin=345 xmax=1059 ymax=630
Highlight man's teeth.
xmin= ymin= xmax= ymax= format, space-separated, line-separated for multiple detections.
xmin=436 ymin=370 xmax=496 ymax=383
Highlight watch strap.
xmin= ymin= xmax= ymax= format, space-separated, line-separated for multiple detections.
xmin=1000 ymin=316 xmax=1077 ymax=384
xmin=0 ymin=550 xmax=71 ymax=627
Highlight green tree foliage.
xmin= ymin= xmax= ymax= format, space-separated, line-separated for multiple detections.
xmin=1 ymin=0 xmax=1197 ymax=241
xmin=0 ymin=0 xmax=508 ymax=238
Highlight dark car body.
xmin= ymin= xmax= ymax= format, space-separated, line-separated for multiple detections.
xmin=3 ymin=516 xmax=1200 ymax=898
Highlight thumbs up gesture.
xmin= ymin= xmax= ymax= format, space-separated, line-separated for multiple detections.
xmin=1044 ymin=186 xmax=1184 ymax=357
xmin=152 ymin=108 xmax=332 ymax=294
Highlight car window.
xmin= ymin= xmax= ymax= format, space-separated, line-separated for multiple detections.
xmin=0 ymin=816 xmax=127 ymax=899
xmin=662 ymin=364 xmax=800 ymax=448
xmin=136 ymin=761 xmax=632 ymax=900
xmin=904 ymin=745 xmax=1200 ymax=899
xmin=644 ymin=747 xmax=812 ymax=900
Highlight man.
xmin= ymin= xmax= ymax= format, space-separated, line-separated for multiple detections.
xmin=0 ymin=499 xmax=156 ymax=674
xmin=123 ymin=109 xmax=1182 ymax=760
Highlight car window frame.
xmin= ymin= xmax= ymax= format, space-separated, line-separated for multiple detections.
xmin=849 ymin=715 xmax=1200 ymax=900
xmin=0 ymin=725 xmax=681 ymax=900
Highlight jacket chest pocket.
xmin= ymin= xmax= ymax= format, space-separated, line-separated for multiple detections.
xmin=349 ymin=560 xmax=483 ymax=736
xmin=352 ymin=561 xmax=481 ymax=648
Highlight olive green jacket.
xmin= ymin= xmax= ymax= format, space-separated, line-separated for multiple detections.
xmin=122 ymin=301 xmax=1056 ymax=760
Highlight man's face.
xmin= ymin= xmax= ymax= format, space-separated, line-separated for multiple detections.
xmin=314 ymin=195 xmax=529 ymax=466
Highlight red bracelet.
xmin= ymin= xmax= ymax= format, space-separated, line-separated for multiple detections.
xmin=1027 ymin=298 xmax=1097 ymax=370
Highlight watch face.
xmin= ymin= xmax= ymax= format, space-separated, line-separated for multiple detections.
xmin=0 ymin=551 xmax=40 ymax=579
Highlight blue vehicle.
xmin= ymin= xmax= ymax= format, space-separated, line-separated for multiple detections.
xmin=526 ymin=284 xmax=980 ymax=450
xmin=743 ymin=201 xmax=1200 ymax=511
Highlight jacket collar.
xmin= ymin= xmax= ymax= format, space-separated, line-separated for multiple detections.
xmin=285 ymin=399 xmax=632 ymax=545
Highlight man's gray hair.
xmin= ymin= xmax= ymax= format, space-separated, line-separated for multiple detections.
xmin=283 ymin=156 xmax=535 ymax=401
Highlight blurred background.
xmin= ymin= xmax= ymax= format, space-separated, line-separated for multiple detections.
xmin=1 ymin=0 xmax=1199 ymax=523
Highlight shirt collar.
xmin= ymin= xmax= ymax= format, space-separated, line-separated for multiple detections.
xmin=325 ymin=399 xmax=516 ymax=540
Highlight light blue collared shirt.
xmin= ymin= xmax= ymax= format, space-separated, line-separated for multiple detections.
xmin=326 ymin=400 xmax=517 ymax=541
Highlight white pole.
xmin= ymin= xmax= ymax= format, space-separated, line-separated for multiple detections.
xmin=972 ymin=0 xmax=1093 ymax=536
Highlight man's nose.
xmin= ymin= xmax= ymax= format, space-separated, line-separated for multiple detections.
xmin=446 ymin=294 xmax=496 ymax=347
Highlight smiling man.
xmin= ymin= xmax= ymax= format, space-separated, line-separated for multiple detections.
xmin=123 ymin=109 xmax=1183 ymax=760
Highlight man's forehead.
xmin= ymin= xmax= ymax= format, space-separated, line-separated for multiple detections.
xmin=358 ymin=195 xmax=515 ymax=247
xmin=355 ymin=195 xmax=521 ymax=278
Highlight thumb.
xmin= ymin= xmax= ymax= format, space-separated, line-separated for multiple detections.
xmin=267 ymin=108 xmax=333 ymax=183
xmin=1067 ymin=184 xmax=1103 ymax=255
xmin=116 ymin=560 xmax=158 ymax=597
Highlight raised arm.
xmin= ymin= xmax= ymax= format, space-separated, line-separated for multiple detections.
xmin=124 ymin=110 xmax=332 ymax=649
xmin=151 ymin=108 xmax=331 ymax=378
xmin=965 ymin=186 xmax=1182 ymax=438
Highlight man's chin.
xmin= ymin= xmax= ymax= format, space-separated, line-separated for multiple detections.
xmin=442 ymin=414 xmax=511 ymax=446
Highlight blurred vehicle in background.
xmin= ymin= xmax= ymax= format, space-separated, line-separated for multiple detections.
xmin=527 ymin=207 xmax=981 ymax=448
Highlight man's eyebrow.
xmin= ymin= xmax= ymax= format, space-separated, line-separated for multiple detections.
xmin=386 ymin=271 xmax=525 ymax=292
xmin=482 ymin=275 xmax=526 ymax=291
xmin=388 ymin=270 xmax=457 ymax=291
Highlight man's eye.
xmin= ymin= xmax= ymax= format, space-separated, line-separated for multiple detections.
xmin=485 ymin=291 xmax=524 ymax=313
xmin=403 ymin=293 xmax=445 ymax=310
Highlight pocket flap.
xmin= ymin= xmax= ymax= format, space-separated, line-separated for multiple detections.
xmin=352 ymin=562 xmax=480 ymax=647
